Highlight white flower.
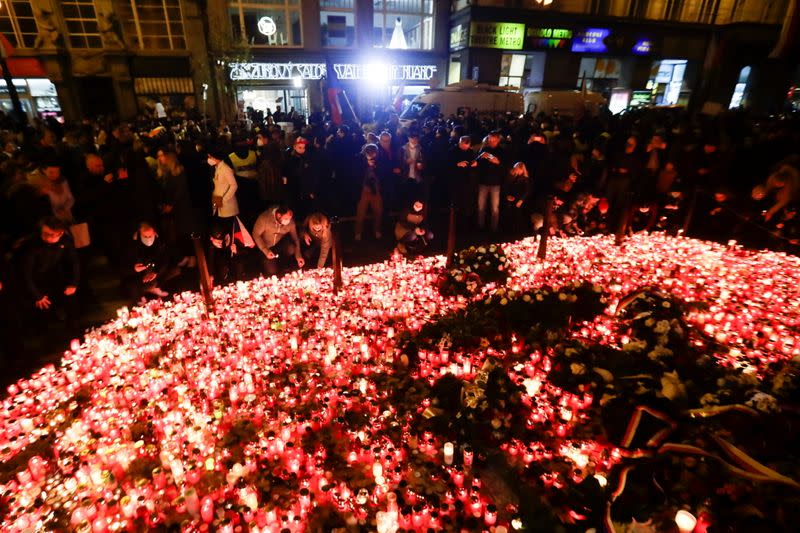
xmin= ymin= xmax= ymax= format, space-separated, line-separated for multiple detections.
xmin=535 ymin=294 xmax=543 ymax=301
xmin=500 ymin=298 xmax=508 ymax=306
xmin=499 ymin=256 xmax=506 ymax=263
xmin=489 ymin=245 xmax=496 ymax=252
xmin=662 ymin=301 xmax=671 ymax=308
xmin=477 ymin=247 xmax=486 ymax=253
xmin=647 ymin=345 xmax=673 ymax=361
xmin=522 ymin=294 xmax=532 ymax=302
xmin=570 ymin=363 xmax=587 ymax=375
xmin=644 ymin=318 xmax=655 ymax=327
xmin=654 ymin=320 xmax=670 ymax=334
xmin=659 ymin=371 xmax=687 ymax=401
xmin=746 ymin=392 xmax=780 ymax=413
xmin=699 ymin=393 xmax=719 ymax=406
xmin=558 ymin=293 xmax=567 ymax=301
xmin=623 ymin=339 xmax=648 ymax=352
xmin=565 ymin=348 xmax=578 ymax=358
xmin=592 ymin=284 xmax=603 ymax=293
xmin=593 ymin=367 xmax=614 ymax=382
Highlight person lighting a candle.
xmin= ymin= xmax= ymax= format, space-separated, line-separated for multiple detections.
xmin=299 ymin=212 xmax=332 ymax=269
xmin=252 ymin=204 xmax=305 ymax=276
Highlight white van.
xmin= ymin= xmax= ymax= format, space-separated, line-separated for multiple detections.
xmin=399 ymin=80 xmax=524 ymax=127
xmin=524 ymin=90 xmax=607 ymax=119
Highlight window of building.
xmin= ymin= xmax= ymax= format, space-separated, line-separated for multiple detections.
xmin=0 ymin=1 xmax=39 ymax=49
xmin=499 ymin=53 xmax=546 ymax=88
xmin=321 ymin=0 xmax=356 ymax=47
xmin=373 ymin=0 xmax=434 ymax=50
xmin=119 ymin=0 xmax=186 ymax=50
xmin=61 ymin=0 xmax=103 ymax=48
xmin=648 ymin=59 xmax=688 ymax=105
xmin=448 ymin=56 xmax=461 ymax=84
xmin=729 ymin=65 xmax=751 ymax=108
xmin=229 ymin=0 xmax=302 ymax=47
xmin=499 ymin=54 xmax=526 ymax=88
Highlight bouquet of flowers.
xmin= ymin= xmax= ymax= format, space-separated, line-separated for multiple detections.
xmin=436 ymin=245 xmax=509 ymax=297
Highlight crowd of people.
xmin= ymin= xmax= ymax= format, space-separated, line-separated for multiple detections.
xmin=0 ymin=103 xmax=799 ymax=364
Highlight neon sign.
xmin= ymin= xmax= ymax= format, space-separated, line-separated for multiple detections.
xmin=571 ymin=28 xmax=609 ymax=53
xmin=633 ymin=38 xmax=653 ymax=55
xmin=526 ymin=27 xmax=572 ymax=49
xmin=469 ymin=22 xmax=525 ymax=50
xmin=229 ymin=62 xmax=438 ymax=82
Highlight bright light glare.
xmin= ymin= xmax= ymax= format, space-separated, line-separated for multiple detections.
xmin=363 ymin=63 xmax=390 ymax=87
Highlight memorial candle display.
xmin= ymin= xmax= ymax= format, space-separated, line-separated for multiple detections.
xmin=0 ymin=234 xmax=799 ymax=531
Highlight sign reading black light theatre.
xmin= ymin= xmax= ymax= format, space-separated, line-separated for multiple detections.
xmin=468 ymin=22 xmax=525 ymax=50
xmin=229 ymin=62 xmax=437 ymax=82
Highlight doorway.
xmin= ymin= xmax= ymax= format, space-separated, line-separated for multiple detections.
xmin=77 ymin=77 xmax=117 ymax=118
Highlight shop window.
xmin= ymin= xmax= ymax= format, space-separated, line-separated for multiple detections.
xmin=729 ymin=65 xmax=751 ymax=109
xmin=373 ymin=0 xmax=434 ymax=50
xmin=230 ymin=1 xmax=302 ymax=47
xmin=648 ymin=59 xmax=687 ymax=105
xmin=60 ymin=0 xmax=103 ymax=48
xmin=0 ymin=1 xmax=40 ymax=49
xmin=448 ymin=56 xmax=461 ymax=84
xmin=498 ymin=53 xmax=545 ymax=89
xmin=321 ymin=0 xmax=356 ymax=47
xmin=577 ymin=56 xmax=622 ymax=93
xmin=499 ymin=54 xmax=525 ymax=88
xmin=118 ymin=0 xmax=186 ymax=50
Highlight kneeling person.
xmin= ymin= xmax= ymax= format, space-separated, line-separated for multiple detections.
xmin=253 ymin=205 xmax=305 ymax=276
xmin=300 ymin=212 xmax=333 ymax=269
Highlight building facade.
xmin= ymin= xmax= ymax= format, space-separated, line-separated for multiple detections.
xmin=210 ymin=0 xmax=451 ymax=122
xmin=448 ymin=0 xmax=798 ymax=113
xmin=0 ymin=0 xmax=796 ymax=121
xmin=0 ymin=0 xmax=213 ymax=121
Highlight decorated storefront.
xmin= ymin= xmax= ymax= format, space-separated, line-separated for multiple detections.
xmin=448 ymin=12 xmax=709 ymax=112
xmin=228 ymin=58 xmax=441 ymax=119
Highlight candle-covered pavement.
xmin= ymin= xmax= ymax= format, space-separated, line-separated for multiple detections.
xmin=1 ymin=234 xmax=800 ymax=532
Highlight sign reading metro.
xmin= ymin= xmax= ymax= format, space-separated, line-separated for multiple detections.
xmin=229 ymin=62 xmax=438 ymax=82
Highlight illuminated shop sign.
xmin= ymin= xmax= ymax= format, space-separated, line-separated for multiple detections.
xmin=468 ymin=22 xmax=525 ymax=50
xmin=526 ymin=27 xmax=572 ymax=49
xmin=450 ymin=24 xmax=468 ymax=51
xmin=571 ymin=28 xmax=609 ymax=53
xmin=632 ymin=38 xmax=653 ymax=55
xmin=229 ymin=62 xmax=438 ymax=82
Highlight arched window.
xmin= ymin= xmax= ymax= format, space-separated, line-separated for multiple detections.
xmin=729 ymin=66 xmax=751 ymax=109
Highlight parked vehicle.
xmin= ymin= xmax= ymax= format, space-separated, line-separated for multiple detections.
xmin=399 ymin=80 xmax=524 ymax=126
xmin=524 ymin=90 xmax=607 ymax=118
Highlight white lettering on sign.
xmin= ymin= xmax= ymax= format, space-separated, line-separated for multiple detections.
xmin=229 ymin=62 xmax=438 ymax=82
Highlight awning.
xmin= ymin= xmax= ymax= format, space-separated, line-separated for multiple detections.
xmin=134 ymin=77 xmax=194 ymax=95
xmin=0 ymin=57 xmax=47 ymax=78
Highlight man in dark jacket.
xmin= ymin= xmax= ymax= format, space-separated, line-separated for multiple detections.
xmin=283 ymin=137 xmax=317 ymax=220
xmin=17 ymin=217 xmax=80 ymax=319
xmin=607 ymin=136 xmax=643 ymax=232
xmin=447 ymin=136 xmax=477 ymax=215
xmin=476 ymin=131 xmax=507 ymax=231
